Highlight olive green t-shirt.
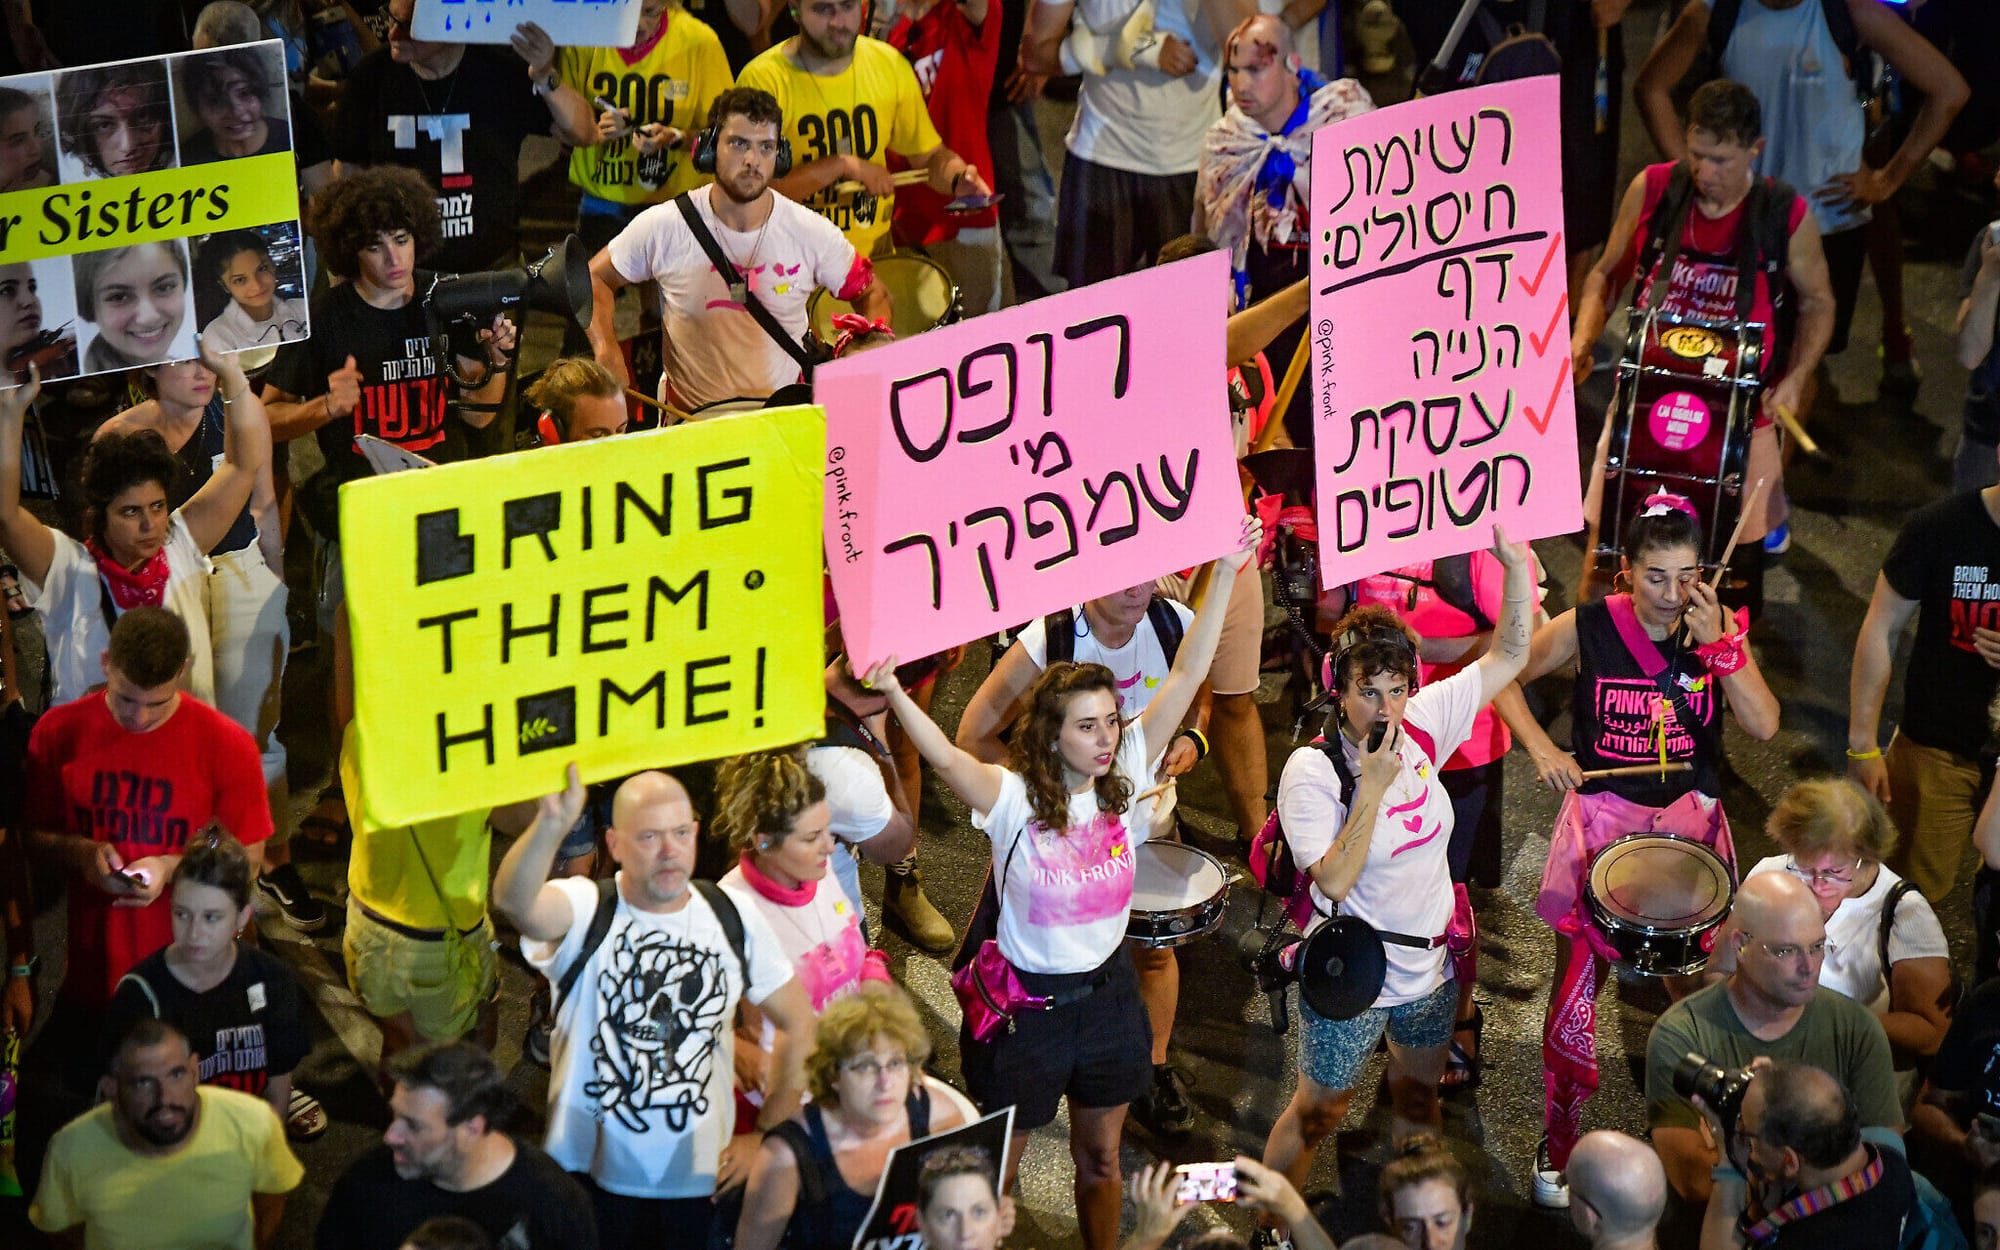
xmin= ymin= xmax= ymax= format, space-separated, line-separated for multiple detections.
xmin=1645 ymin=982 xmax=1902 ymax=1132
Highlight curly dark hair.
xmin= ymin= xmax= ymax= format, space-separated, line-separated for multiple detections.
xmin=177 ymin=46 xmax=272 ymax=112
xmin=708 ymin=86 xmax=784 ymax=135
xmin=712 ymin=749 xmax=827 ymax=855
xmin=56 ymin=63 xmax=171 ymax=175
xmin=307 ymin=166 xmax=441 ymax=280
xmin=81 ymin=428 xmax=181 ymax=543
xmin=1007 ymin=662 xmax=1131 ymax=836
xmin=1325 ymin=603 xmax=1420 ymax=694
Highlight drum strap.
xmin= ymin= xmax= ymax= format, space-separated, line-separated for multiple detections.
xmin=673 ymin=192 xmax=826 ymax=377
xmin=1637 ymin=165 xmax=1775 ymax=329
xmin=1605 ymin=594 xmax=1722 ymax=765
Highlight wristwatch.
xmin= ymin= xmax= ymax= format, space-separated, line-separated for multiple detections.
xmin=8 ymin=954 xmax=36 ymax=978
xmin=532 ymin=70 xmax=560 ymax=96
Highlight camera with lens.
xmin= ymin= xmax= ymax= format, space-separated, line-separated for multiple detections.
xmin=1671 ymin=1052 xmax=1756 ymax=1141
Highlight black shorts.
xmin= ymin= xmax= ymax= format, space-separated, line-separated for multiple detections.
xmin=959 ymin=948 xmax=1152 ymax=1130
xmin=1823 ymin=222 xmax=1868 ymax=356
xmin=1054 ymin=153 xmax=1195 ymax=289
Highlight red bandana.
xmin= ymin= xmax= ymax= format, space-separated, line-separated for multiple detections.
xmin=87 ymin=537 xmax=170 ymax=610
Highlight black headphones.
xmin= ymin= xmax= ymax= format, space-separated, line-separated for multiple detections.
xmin=1322 ymin=622 xmax=1421 ymax=696
xmin=692 ymin=122 xmax=794 ymax=177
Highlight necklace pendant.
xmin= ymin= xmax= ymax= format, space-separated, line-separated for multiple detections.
xmin=729 ymin=278 xmax=748 ymax=304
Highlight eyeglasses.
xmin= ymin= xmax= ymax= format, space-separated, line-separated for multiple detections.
xmin=840 ymin=1055 xmax=909 ymax=1080
xmin=1744 ymin=937 xmax=1828 ymax=963
xmin=379 ymin=6 xmax=412 ymax=34
xmin=1783 ymin=857 xmax=1865 ymax=888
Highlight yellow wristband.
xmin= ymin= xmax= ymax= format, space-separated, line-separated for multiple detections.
xmin=1845 ymin=746 xmax=1882 ymax=762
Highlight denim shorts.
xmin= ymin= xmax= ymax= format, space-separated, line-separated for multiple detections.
xmin=1297 ymin=976 xmax=1457 ymax=1092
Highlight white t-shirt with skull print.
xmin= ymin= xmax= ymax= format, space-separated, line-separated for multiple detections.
xmin=524 ymin=875 xmax=795 ymax=1198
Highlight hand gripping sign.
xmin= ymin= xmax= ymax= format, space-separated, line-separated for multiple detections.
xmin=816 ymin=251 xmax=1243 ymax=670
xmin=1309 ymin=75 xmax=1582 ymax=585
xmin=340 ymin=406 xmax=827 ymax=829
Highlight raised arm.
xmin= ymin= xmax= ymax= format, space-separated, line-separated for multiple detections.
xmin=512 ymin=24 xmax=599 ymax=147
xmin=1137 ymin=515 xmax=1261 ymax=750
xmin=0 ymin=366 xmax=54 ymax=586
xmin=1848 ymin=574 xmax=1918 ymax=803
xmin=956 ymin=640 xmax=1043 ymax=764
xmin=586 ymin=248 xmax=634 ymax=388
xmin=1961 ymin=230 xmax=2000 ymax=369
xmin=865 ymin=657 xmax=1009 ymax=816
xmin=491 ymin=764 xmax=587 ymax=943
xmin=1226 ymin=277 xmax=1309 ymax=366
xmin=1632 ymin=2 xmax=1707 ymax=161
xmin=179 ymin=340 xmax=268 ymax=554
xmin=1470 ymin=525 xmax=1535 ymax=704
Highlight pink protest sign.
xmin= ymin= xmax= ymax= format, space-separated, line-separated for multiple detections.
xmin=1309 ymin=75 xmax=1582 ymax=585
xmin=816 ymin=251 xmax=1242 ymax=670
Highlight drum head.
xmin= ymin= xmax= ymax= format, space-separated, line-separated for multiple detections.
xmin=1298 ymin=916 xmax=1387 ymax=1021
xmin=1588 ymin=835 xmax=1732 ymax=930
xmin=808 ymin=253 xmax=961 ymax=346
xmin=1129 ymin=842 xmax=1224 ymax=911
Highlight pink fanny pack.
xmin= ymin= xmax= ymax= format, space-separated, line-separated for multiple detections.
xmin=950 ymin=939 xmax=1049 ymax=1043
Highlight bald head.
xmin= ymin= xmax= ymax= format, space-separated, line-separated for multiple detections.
xmin=612 ymin=770 xmax=690 ymax=827
xmin=1223 ymin=13 xmax=1302 ymax=131
xmin=1226 ymin=13 xmax=1293 ymax=63
xmin=1568 ymin=1131 xmax=1665 ymax=1240
xmin=1733 ymin=869 xmax=1820 ymax=934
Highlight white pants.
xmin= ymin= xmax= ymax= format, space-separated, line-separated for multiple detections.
xmin=205 ymin=547 xmax=290 ymax=843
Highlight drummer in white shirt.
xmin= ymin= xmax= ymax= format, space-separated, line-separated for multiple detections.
xmin=1261 ymin=526 xmax=1533 ymax=1193
xmin=1708 ymin=777 xmax=1954 ymax=1076
xmin=862 ymin=515 xmax=1257 ymax=1250
xmin=956 ymin=583 xmax=1211 ymax=1138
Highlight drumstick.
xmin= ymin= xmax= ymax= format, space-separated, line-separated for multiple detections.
xmin=832 ymin=169 xmax=930 ymax=196
xmin=624 ymin=387 xmax=692 ymax=425
xmin=1770 ymin=403 xmax=1821 ymax=457
xmin=1577 ymin=762 xmax=1693 ymax=780
xmin=1708 ymin=475 xmax=1769 ymax=592
xmin=1133 ymin=779 xmax=1176 ymax=805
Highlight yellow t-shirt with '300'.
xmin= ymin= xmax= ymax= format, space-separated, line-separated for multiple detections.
xmin=559 ymin=11 xmax=735 ymax=205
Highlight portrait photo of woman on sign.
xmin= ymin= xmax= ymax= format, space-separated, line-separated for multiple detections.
xmin=194 ymin=225 xmax=308 ymax=351
xmin=54 ymin=59 xmax=178 ymax=181
xmin=174 ymin=44 xmax=289 ymax=166
xmin=0 ymin=258 xmax=79 ymax=386
xmin=0 ymin=80 xmax=57 ymax=194
xmin=72 ymin=239 xmax=197 ymax=371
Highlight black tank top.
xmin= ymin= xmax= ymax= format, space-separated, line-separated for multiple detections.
xmin=1570 ymin=598 xmax=1722 ymax=807
xmin=767 ymin=1084 xmax=934 ymax=1250
xmin=166 ymin=397 xmax=257 ymax=556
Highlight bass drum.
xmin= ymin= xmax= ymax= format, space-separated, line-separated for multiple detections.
xmin=809 ymin=253 xmax=962 ymax=346
xmin=1585 ymin=834 xmax=1735 ymax=976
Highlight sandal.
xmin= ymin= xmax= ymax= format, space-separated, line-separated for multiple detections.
xmin=295 ymin=783 xmax=350 ymax=849
xmin=1440 ymin=1004 xmax=1483 ymax=1092
xmin=286 ymin=1087 xmax=328 ymax=1140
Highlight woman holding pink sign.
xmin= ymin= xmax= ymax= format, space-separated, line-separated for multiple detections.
xmin=1497 ymin=495 xmax=1778 ymax=1209
xmin=858 ymin=513 xmax=1258 ymax=1250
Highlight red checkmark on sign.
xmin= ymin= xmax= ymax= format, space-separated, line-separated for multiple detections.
xmin=1528 ymin=295 xmax=1569 ymax=357
xmin=1519 ymin=231 xmax=1563 ymax=298
xmin=1522 ymin=354 xmax=1568 ymax=435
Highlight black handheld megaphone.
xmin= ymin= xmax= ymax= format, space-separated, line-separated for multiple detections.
xmin=423 ymin=234 xmax=592 ymax=383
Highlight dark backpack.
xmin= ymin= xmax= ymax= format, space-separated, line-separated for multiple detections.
xmin=1248 ymin=725 xmax=1438 ymax=930
xmin=553 ymin=878 xmax=750 ymax=1010
xmin=1707 ymin=0 xmax=1869 ymax=97
xmin=1635 ymin=162 xmax=1799 ymax=363
xmin=1042 ymin=597 xmax=1185 ymax=668
xmin=1471 ymin=0 xmax=1561 ymax=85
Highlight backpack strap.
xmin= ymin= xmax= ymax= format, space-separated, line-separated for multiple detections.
xmin=1044 ymin=608 xmax=1076 ymax=666
xmin=1636 ymin=164 xmax=1699 ymax=315
xmin=553 ymin=877 xmax=619 ymax=1010
xmin=1878 ymin=879 xmax=1917 ymax=988
xmin=673 ymin=191 xmax=819 ymax=377
xmin=115 ymin=971 xmax=164 ymax=1018
xmin=1147 ymin=596 xmax=1185 ymax=666
xmin=1317 ymin=736 xmax=1357 ymax=811
xmin=693 ymin=879 xmax=751 ymax=993
xmin=1705 ymin=0 xmax=1743 ymax=66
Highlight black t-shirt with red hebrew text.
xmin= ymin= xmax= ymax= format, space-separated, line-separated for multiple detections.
xmin=268 ymin=277 xmax=466 ymax=531
xmin=1881 ymin=490 xmax=2000 ymax=759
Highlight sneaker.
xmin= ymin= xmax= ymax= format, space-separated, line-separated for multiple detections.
xmin=256 ymin=864 xmax=329 ymax=933
xmin=1135 ymin=1064 xmax=1196 ymax=1136
xmin=1761 ymin=522 xmax=1791 ymax=556
xmin=1533 ymin=1136 xmax=1570 ymax=1209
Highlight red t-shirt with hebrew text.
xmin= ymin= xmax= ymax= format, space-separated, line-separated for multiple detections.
xmin=25 ymin=693 xmax=272 ymax=1008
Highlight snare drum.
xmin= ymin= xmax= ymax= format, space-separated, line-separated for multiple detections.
xmin=1598 ymin=310 xmax=1760 ymax=576
xmin=809 ymin=253 xmax=962 ymax=345
xmin=1126 ymin=842 xmax=1228 ymax=948
xmin=1585 ymin=834 xmax=1734 ymax=975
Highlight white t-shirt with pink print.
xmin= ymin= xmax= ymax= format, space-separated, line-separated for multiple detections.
xmin=973 ymin=721 xmax=1158 ymax=975
xmin=719 ymin=855 xmax=885 ymax=1011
